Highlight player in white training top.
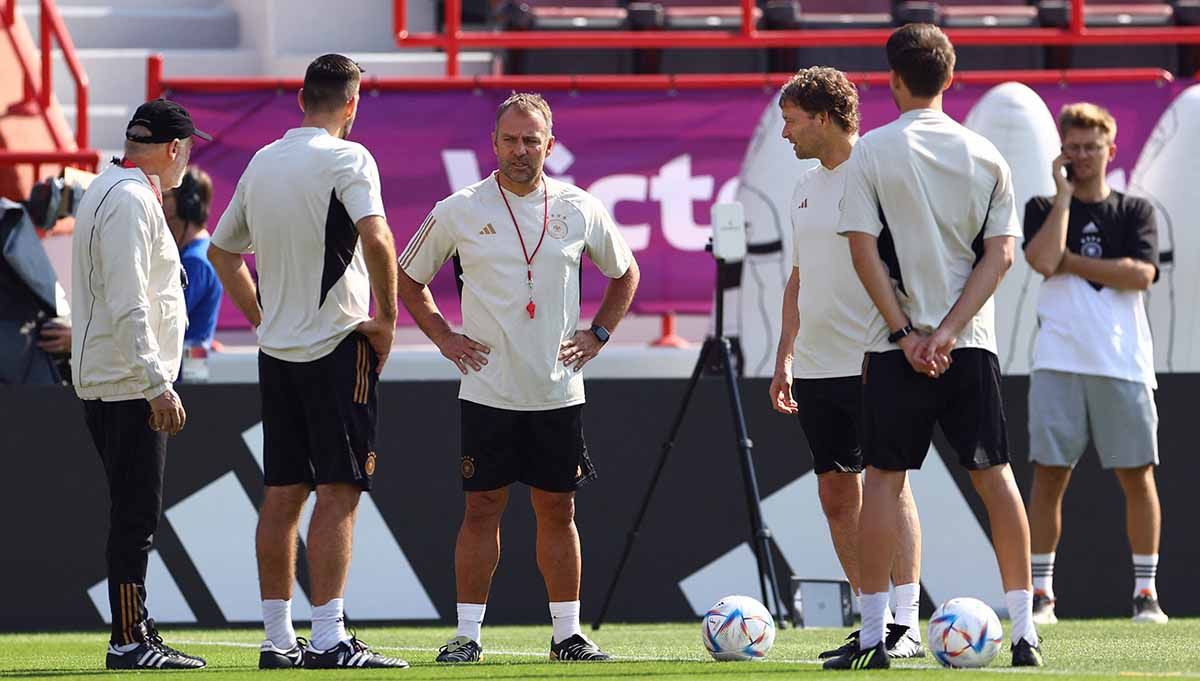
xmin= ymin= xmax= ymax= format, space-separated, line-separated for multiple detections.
xmin=768 ymin=66 xmax=924 ymax=661
xmin=823 ymin=24 xmax=1043 ymax=670
xmin=209 ymin=54 xmax=408 ymax=670
xmin=397 ymin=93 xmax=639 ymax=663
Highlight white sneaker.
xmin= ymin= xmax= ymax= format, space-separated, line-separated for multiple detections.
xmin=1132 ymin=592 xmax=1169 ymax=624
xmin=1032 ymin=591 xmax=1058 ymax=625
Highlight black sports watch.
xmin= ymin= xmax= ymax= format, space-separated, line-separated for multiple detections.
xmin=887 ymin=323 xmax=914 ymax=344
xmin=590 ymin=324 xmax=611 ymax=344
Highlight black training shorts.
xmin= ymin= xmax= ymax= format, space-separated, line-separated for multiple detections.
xmin=258 ymin=331 xmax=379 ymax=490
xmin=459 ymin=400 xmax=595 ymax=493
xmin=793 ymin=375 xmax=864 ymax=475
xmin=860 ymin=348 xmax=1009 ymax=471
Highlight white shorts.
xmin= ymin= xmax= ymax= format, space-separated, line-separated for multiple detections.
xmin=1027 ymin=370 xmax=1158 ymax=469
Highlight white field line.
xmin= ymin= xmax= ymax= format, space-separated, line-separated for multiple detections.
xmin=172 ymin=639 xmax=1200 ymax=678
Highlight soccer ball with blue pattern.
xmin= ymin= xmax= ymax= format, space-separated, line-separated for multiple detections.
xmin=928 ymin=597 xmax=1004 ymax=668
xmin=701 ymin=595 xmax=775 ymax=661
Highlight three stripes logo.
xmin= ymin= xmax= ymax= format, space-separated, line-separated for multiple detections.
xmin=852 ymin=648 xmax=877 ymax=669
xmin=479 ymin=223 xmax=497 ymax=235
xmin=798 ymin=198 xmax=808 ymax=209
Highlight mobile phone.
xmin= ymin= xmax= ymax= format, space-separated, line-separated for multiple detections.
xmin=1064 ymin=163 xmax=1074 ymax=182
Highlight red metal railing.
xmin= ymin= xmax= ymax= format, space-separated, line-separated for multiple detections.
xmin=0 ymin=0 xmax=98 ymax=174
xmin=147 ymin=57 xmax=1171 ymax=99
xmin=394 ymin=0 xmax=1200 ymax=77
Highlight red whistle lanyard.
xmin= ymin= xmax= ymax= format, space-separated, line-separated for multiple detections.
xmin=496 ymin=174 xmax=549 ymax=320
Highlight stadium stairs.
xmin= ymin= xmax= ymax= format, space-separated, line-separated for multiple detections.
xmin=17 ymin=0 xmax=495 ymax=159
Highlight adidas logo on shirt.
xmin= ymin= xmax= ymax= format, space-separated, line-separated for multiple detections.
xmin=798 ymin=198 xmax=808 ymax=209
xmin=479 ymin=224 xmax=497 ymax=235
xmin=1082 ymin=222 xmax=1099 ymax=234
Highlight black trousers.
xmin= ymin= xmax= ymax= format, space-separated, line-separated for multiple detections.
xmin=82 ymin=398 xmax=167 ymax=645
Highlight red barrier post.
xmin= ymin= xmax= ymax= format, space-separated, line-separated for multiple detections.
xmin=147 ymin=54 xmax=164 ymax=100
xmin=445 ymin=0 xmax=461 ymax=77
xmin=1071 ymin=0 xmax=1085 ymax=37
xmin=740 ymin=0 xmax=754 ymax=39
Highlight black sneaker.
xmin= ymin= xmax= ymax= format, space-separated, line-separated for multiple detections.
xmin=549 ymin=634 xmax=611 ymax=661
xmin=823 ymin=641 xmax=890 ymax=670
xmin=1032 ymin=591 xmax=1058 ymax=625
xmin=259 ymin=636 xmax=306 ymax=669
xmin=1132 ymin=591 xmax=1169 ymax=624
xmin=105 ymin=621 xmax=206 ymax=670
xmin=1012 ymin=637 xmax=1044 ymax=667
xmin=819 ymin=630 xmax=860 ymax=659
xmin=884 ymin=624 xmax=926 ymax=659
xmin=436 ymin=635 xmax=483 ymax=663
xmin=303 ymin=636 xmax=409 ymax=669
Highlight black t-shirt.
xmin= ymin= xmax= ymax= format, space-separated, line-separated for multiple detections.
xmin=1022 ymin=191 xmax=1159 ymax=291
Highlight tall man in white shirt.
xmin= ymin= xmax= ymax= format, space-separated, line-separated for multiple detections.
xmin=71 ymin=99 xmax=208 ymax=670
xmin=209 ymin=54 xmax=407 ymax=670
xmin=825 ymin=24 xmax=1042 ymax=669
xmin=767 ymin=66 xmax=924 ymax=660
xmin=1023 ymin=103 xmax=1166 ymax=625
xmin=397 ymin=93 xmax=639 ymax=664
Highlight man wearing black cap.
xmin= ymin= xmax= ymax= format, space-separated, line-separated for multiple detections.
xmin=70 ymin=98 xmax=211 ymax=670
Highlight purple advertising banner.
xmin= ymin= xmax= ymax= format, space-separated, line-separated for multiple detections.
xmin=172 ymin=81 xmax=1186 ymax=329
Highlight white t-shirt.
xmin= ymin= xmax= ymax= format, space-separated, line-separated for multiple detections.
xmin=838 ymin=109 xmax=1022 ymax=355
xmin=400 ymin=173 xmax=633 ymax=411
xmin=1024 ymin=193 xmax=1159 ymax=387
xmin=790 ymin=162 xmax=872 ymax=379
xmin=212 ymin=127 xmax=386 ymax=363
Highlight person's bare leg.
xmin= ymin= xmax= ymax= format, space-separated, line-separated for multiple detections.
xmin=970 ymin=465 xmax=1038 ymax=647
xmin=256 ymin=483 xmax=310 ymax=648
xmin=817 ymin=472 xmax=862 ymax=593
xmin=1113 ymin=465 xmax=1160 ymax=556
xmin=1028 ymin=464 xmax=1072 ymax=555
xmin=257 ymin=484 xmax=311 ymax=600
xmin=530 ymin=489 xmax=580 ymax=603
xmin=456 ymin=489 xmax=510 ymax=603
xmin=890 ymin=478 xmax=922 ymax=641
xmin=306 ymin=483 xmax=361 ymax=651
xmin=857 ymin=467 xmax=906 ymax=650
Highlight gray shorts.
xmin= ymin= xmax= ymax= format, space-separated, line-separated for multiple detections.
xmin=1028 ymin=370 xmax=1158 ymax=469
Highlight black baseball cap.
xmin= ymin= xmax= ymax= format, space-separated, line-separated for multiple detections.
xmin=125 ymin=99 xmax=212 ymax=143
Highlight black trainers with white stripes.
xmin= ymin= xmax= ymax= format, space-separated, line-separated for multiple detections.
xmin=303 ymin=636 xmax=410 ymax=669
xmin=819 ymin=624 xmax=925 ymax=660
xmin=105 ymin=620 xmax=206 ymax=670
xmin=549 ymin=634 xmax=611 ymax=661
xmin=436 ymin=635 xmax=483 ymax=663
xmin=259 ymin=636 xmax=307 ymax=669
xmin=823 ymin=640 xmax=890 ymax=671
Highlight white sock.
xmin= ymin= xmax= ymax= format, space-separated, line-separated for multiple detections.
xmin=1005 ymin=589 xmax=1039 ymax=646
xmin=310 ymin=598 xmax=349 ymax=652
xmin=549 ymin=600 xmax=582 ymax=644
xmin=893 ymin=583 xmax=920 ymax=640
xmin=1032 ymin=552 xmax=1056 ymax=598
xmin=859 ymin=592 xmax=889 ymax=649
xmin=112 ymin=641 xmax=140 ymax=653
xmin=456 ymin=602 xmax=486 ymax=644
xmin=883 ymin=605 xmax=895 ymax=625
xmin=1133 ymin=554 xmax=1159 ymax=598
xmin=262 ymin=599 xmax=296 ymax=649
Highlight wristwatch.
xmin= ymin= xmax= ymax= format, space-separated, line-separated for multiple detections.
xmin=590 ymin=324 xmax=611 ymax=344
xmin=887 ymin=323 xmax=914 ymax=344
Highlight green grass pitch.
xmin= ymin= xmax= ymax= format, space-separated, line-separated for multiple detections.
xmin=2 ymin=619 xmax=1197 ymax=679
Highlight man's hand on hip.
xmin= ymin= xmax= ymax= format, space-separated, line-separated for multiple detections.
xmin=436 ymin=332 xmax=491 ymax=374
xmin=559 ymin=330 xmax=604 ymax=372
xmin=356 ymin=318 xmax=395 ymax=374
xmin=149 ymin=388 xmax=186 ymax=435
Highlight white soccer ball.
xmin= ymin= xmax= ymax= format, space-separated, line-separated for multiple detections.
xmin=701 ymin=595 xmax=776 ymax=661
xmin=927 ymin=597 xmax=1004 ymax=668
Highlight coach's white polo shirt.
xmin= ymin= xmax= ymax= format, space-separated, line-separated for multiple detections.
xmin=790 ymin=161 xmax=873 ymax=379
xmin=212 ymin=127 xmax=386 ymax=363
xmin=838 ymin=109 xmax=1022 ymax=355
xmin=400 ymin=173 xmax=633 ymax=411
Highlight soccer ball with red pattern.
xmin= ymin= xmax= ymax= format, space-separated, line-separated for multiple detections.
xmin=928 ymin=597 xmax=1004 ymax=668
xmin=701 ymin=595 xmax=775 ymax=661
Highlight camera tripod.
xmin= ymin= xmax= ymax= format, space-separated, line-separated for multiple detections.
xmin=592 ymin=255 xmax=792 ymax=630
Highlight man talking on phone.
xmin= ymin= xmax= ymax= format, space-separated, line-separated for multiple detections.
xmin=1022 ymin=102 xmax=1166 ymax=626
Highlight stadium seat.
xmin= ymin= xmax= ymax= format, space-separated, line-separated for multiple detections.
xmin=1037 ymin=0 xmax=1175 ymax=27
xmin=939 ymin=0 xmax=1039 ymax=28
